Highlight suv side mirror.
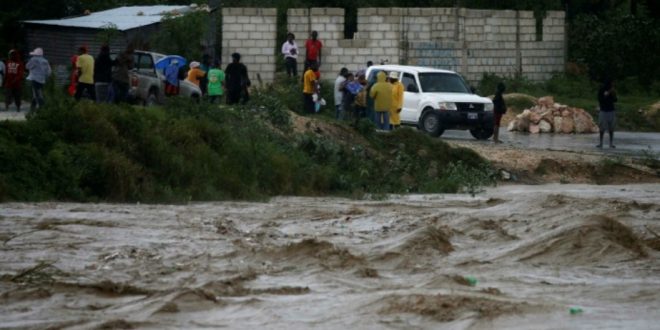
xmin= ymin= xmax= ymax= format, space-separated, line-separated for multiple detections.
xmin=407 ymin=84 xmax=419 ymax=93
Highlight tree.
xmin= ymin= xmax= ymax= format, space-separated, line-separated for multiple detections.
xmin=152 ymin=11 xmax=209 ymax=61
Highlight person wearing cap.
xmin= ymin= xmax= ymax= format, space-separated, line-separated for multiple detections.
xmin=94 ymin=45 xmax=113 ymax=103
xmin=369 ymin=71 xmax=393 ymax=131
xmin=186 ymin=61 xmax=205 ymax=88
xmin=389 ymin=71 xmax=404 ymax=129
xmin=4 ymin=50 xmax=24 ymax=111
xmin=207 ymin=59 xmax=225 ymax=104
xmin=75 ymin=46 xmax=95 ymax=101
xmin=224 ymin=53 xmax=250 ymax=105
xmin=282 ymin=32 xmax=298 ymax=77
xmin=303 ymin=31 xmax=322 ymax=74
xmin=25 ymin=47 xmax=51 ymax=110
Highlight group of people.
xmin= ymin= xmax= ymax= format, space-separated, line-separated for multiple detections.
xmin=66 ymin=45 xmax=134 ymax=104
xmin=329 ymin=67 xmax=405 ymax=131
xmin=179 ymin=52 xmax=250 ymax=105
xmin=1 ymin=48 xmax=52 ymax=111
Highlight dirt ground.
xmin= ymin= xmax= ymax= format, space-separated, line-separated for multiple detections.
xmin=1 ymin=184 xmax=659 ymax=329
xmin=445 ymin=138 xmax=660 ymax=185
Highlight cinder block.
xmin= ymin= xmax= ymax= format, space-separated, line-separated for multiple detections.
xmin=223 ymin=16 xmax=237 ymax=24
xmin=377 ymin=8 xmax=391 ymax=15
xmin=236 ymin=31 xmax=248 ymax=39
xmin=248 ymin=32 xmax=262 ymax=39
xmin=249 ymin=16 xmax=264 ymax=24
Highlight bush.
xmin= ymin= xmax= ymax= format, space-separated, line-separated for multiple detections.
xmin=0 ymin=89 xmax=494 ymax=202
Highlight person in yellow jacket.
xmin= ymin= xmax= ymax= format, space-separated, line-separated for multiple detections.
xmin=389 ymin=71 xmax=404 ymax=129
xmin=369 ymin=71 xmax=393 ymax=130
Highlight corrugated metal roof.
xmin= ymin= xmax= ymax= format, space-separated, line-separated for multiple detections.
xmin=24 ymin=6 xmax=192 ymax=31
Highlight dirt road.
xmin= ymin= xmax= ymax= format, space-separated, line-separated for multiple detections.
xmin=1 ymin=184 xmax=659 ymax=329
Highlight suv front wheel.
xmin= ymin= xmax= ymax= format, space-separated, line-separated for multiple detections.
xmin=469 ymin=126 xmax=494 ymax=140
xmin=420 ymin=110 xmax=444 ymax=137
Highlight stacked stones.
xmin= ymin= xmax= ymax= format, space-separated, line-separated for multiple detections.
xmin=221 ymin=8 xmax=277 ymax=84
xmin=507 ymin=96 xmax=599 ymax=134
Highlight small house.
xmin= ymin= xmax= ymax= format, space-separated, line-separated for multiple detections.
xmin=23 ymin=5 xmax=193 ymax=83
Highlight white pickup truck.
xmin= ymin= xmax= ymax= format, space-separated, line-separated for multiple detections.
xmin=365 ymin=65 xmax=494 ymax=140
xmin=130 ymin=50 xmax=201 ymax=106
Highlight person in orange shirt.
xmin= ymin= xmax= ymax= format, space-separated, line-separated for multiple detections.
xmin=389 ymin=71 xmax=404 ymax=129
xmin=186 ymin=61 xmax=205 ymax=90
xmin=302 ymin=62 xmax=319 ymax=114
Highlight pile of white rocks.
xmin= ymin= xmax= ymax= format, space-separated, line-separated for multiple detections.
xmin=507 ymin=96 xmax=599 ymax=134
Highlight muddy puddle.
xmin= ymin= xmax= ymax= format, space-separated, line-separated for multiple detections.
xmin=1 ymin=184 xmax=659 ymax=329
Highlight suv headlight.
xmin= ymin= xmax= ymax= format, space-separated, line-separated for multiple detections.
xmin=484 ymin=103 xmax=494 ymax=111
xmin=438 ymin=102 xmax=457 ymax=111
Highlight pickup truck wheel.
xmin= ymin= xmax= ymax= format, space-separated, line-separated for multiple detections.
xmin=420 ymin=111 xmax=444 ymax=137
xmin=470 ymin=126 xmax=494 ymax=140
xmin=144 ymin=91 xmax=158 ymax=107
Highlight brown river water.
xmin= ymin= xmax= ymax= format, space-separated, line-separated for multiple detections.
xmin=1 ymin=184 xmax=659 ymax=329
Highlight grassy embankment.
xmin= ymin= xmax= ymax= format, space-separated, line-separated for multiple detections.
xmin=0 ymin=79 xmax=494 ymax=202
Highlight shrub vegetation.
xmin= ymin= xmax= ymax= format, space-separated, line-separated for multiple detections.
xmin=0 ymin=83 xmax=494 ymax=202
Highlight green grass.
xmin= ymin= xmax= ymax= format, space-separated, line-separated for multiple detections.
xmin=0 ymin=79 xmax=495 ymax=202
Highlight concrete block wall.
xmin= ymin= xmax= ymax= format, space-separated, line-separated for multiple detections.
xmin=460 ymin=9 xmax=520 ymax=81
xmin=223 ymin=7 xmax=565 ymax=84
xmin=286 ymin=8 xmax=345 ymax=80
xmin=519 ymin=10 xmax=565 ymax=81
xmin=221 ymin=8 xmax=277 ymax=84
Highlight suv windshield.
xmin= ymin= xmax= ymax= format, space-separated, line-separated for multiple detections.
xmin=418 ymin=72 xmax=470 ymax=93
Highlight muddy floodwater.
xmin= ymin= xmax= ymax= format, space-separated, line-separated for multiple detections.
xmin=1 ymin=184 xmax=659 ymax=329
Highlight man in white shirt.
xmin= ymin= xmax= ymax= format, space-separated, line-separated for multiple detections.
xmin=334 ymin=67 xmax=348 ymax=120
xmin=281 ymin=32 xmax=298 ymax=77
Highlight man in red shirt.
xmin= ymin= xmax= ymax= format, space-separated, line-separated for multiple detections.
xmin=4 ymin=50 xmax=24 ymax=111
xmin=304 ymin=30 xmax=322 ymax=74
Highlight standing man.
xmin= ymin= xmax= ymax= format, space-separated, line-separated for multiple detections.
xmin=4 ymin=50 xmax=24 ymax=111
xmin=26 ymin=48 xmax=51 ymax=110
xmin=199 ymin=54 xmax=211 ymax=96
xmin=225 ymin=53 xmax=250 ymax=105
xmin=186 ymin=61 xmax=205 ymax=88
xmin=302 ymin=62 xmax=319 ymax=114
xmin=207 ymin=59 xmax=225 ymax=104
xmin=112 ymin=47 xmax=133 ymax=104
xmin=492 ymin=82 xmax=506 ymax=143
xmin=304 ymin=31 xmax=322 ymax=73
xmin=389 ymin=71 xmax=404 ymax=129
xmin=369 ymin=71 xmax=393 ymax=131
xmin=0 ymin=56 xmax=5 ymax=90
xmin=75 ymin=46 xmax=95 ymax=101
xmin=281 ymin=32 xmax=298 ymax=77
xmin=597 ymin=79 xmax=617 ymax=148
xmin=334 ymin=67 xmax=348 ymax=120
xmin=94 ymin=45 xmax=113 ymax=103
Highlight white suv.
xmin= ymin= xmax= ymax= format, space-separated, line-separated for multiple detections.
xmin=365 ymin=65 xmax=494 ymax=139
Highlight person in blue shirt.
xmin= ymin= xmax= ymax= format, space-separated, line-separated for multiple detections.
xmin=164 ymin=59 xmax=180 ymax=96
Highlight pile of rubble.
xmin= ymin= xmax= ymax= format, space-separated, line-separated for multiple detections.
xmin=507 ymin=96 xmax=599 ymax=134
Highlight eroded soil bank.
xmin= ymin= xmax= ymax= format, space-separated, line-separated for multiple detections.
xmin=1 ymin=184 xmax=659 ymax=329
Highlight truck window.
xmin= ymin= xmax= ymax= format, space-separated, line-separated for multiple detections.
xmin=137 ymin=55 xmax=155 ymax=75
xmin=402 ymin=73 xmax=418 ymax=92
